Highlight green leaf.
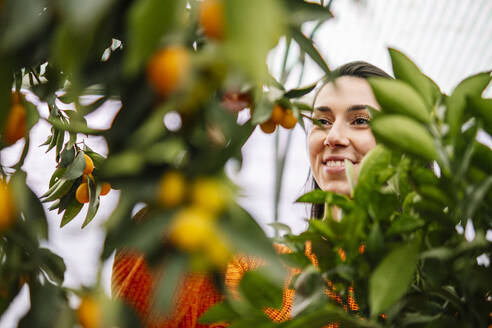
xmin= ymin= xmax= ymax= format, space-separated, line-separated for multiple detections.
xmin=344 ymin=159 xmax=355 ymax=197
xmin=420 ymin=247 xmax=453 ymax=261
xmin=387 ymin=214 xmax=425 ymax=236
xmin=18 ymin=282 xmax=70 ymax=328
xmin=239 ymin=269 xmax=283 ymax=309
xmin=60 ymin=198 xmax=83 ymax=227
xmin=368 ymin=78 xmax=431 ymax=123
xmin=278 ymin=252 xmax=311 ymax=269
xmin=39 ymin=248 xmax=66 ymax=285
xmin=284 ymin=82 xmax=317 ymax=99
xmin=49 ymin=115 xmax=102 ymax=135
xmin=224 ymin=0 xmax=286 ymax=82
xmin=291 ymin=266 xmax=326 ymax=317
xmin=296 ymin=189 xmax=327 ymax=203
xmin=446 ymin=71 xmax=491 ymax=138
xmin=199 ymin=301 xmax=239 ymax=325
xmin=10 ymin=171 xmax=48 ymax=239
xmin=125 ymin=0 xmax=185 ymax=75
xmin=48 ymin=199 xmax=61 ymax=211
xmin=251 ymin=97 xmax=273 ymax=124
xmin=59 ymin=145 xmax=76 ymax=168
xmin=290 ymin=26 xmax=330 ymax=75
xmin=309 ymin=219 xmax=336 ymax=240
xmin=371 ymin=115 xmax=438 ymax=162
xmin=366 ymin=222 xmax=384 ymax=258
xmin=285 ymin=303 xmax=375 ymax=328
xmin=466 ymin=176 xmax=492 ymax=219
xmin=355 ymin=145 xmax=392 ymax=202
xmin=471 ymin=142 xmax=492 ymax=174
xmin=49 ymin=167 xmax=66 ymax=188
xmin=62 ymin=151 xmax=86 ymax=180
xmin=268 ymin=222 xmax=292 ymax=235
xmin=81 ymin=177 xmax=101 ymax=228
xmin=284 ymin=0 xmax=334 ymax=26
xmin=292 ymin=101 xmax=313 ymax=112
xmin=152 ymin=255 xmax=187 ymax=315
xmin=418 ymin=184 xmax=451 ymax=206
xmin=389 ymin=48 xmax=438 ymax=107
xmin=369 ymin=243 xmax=419 ymax=317
xmin=24 ymin=100 xmax=40 ymax=130
xmin=467 ymin=96 xmax=492 ymax=136
xmin=41 ymin=178 xmax=75 ymax=202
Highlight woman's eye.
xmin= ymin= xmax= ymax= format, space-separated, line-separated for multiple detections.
xmin=353 ymin=117 xmax=369 ymax=125
xmin=318 ymin=118 xmax=331 ymax=125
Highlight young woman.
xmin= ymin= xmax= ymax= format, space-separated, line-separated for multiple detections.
xmin=112 ymin=61 xmax=392 ymax=328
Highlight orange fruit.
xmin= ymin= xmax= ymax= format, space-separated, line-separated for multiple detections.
xmin=147 ymin=45 xmax=191 ymax=97
xmin=100 ymin=182 xmax=111 ymax=196
xmin=169 ymin=207 xmax=215 ymax=251
xmin=280 ymin=109 xmax=297 ymax=129
xmin=83 ymin=154 xmax=94 ymax=175
xmin=270 ymin=104 xmax=285 ymax=124
xmin=76 ymin=183 xmax=90 ymax=204
xmin=77 ymin=295 xmax=101 ymax=328
xmin=157 ymin=171 xmax=186 ymax=208
xmin=4 ymin=103 xmax=26 ymax=145
xmin=260 ymin=120 xmax=276 ymax=134
xmin=199 ymin=0 xmax=224 ymax=40
xmin=191 ymin=177 xmax=226 ymax=215
xmin=10 ymin=91 xmax=22 ymax=104
xmin=0 ymin=179 xmax=16 ymax=232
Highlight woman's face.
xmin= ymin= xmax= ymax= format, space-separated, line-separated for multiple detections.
xmin=308 ymin=75 xmax=380 ymax=196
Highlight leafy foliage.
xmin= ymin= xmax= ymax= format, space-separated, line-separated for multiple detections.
xmin=0 ymin=0 xmax=491 ymax=327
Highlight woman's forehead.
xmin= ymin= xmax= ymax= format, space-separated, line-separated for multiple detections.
xmin=314 ymin=75 xmax=379 ymax=109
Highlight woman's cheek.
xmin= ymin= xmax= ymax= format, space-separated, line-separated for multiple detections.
xmin=355 ymin=129 xmax=377 ymax=156
xmin=308 ymin=130 xmax=324 ymax=160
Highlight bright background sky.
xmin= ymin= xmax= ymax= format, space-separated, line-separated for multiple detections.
xmin=1 ymin=0 xmax=491 ymax=326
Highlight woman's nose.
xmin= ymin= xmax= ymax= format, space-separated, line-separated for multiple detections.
xmin=323 ymin=122 xmax=349 ymax=148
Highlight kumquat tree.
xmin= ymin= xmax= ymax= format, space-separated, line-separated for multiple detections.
xmin=1 ymin=0 xmax=491 ymax=327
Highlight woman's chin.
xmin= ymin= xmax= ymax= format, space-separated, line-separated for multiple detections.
xmin=320 ymin=181 xmax=351 ymax=196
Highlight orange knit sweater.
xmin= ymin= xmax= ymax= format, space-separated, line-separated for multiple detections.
xmin=112 ymin=242 xmax=359 ymax=328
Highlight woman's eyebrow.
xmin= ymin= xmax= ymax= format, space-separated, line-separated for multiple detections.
xmin=314 ymin=104 xmax=368 ymax=113
xmin=347 ymin=104 xmax=368 ymax=112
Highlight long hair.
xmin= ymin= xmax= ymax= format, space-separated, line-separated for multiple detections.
xmin=309 ymin=61 xmax=392 ymax=219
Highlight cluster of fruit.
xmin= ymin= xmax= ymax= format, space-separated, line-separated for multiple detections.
xmin=157 ymin=171 xmax=231 ymax=268
xmin=260 ymin=104 xmax=298 ymax=134
xmin=75 ymin=154 xmax=111 ymax=204
xmin=41 ymin=150 xmax=112 ymax=228
xmin=145 ymin=0 xmax=298 ymax=135
xmin=3 ymin=92 xmax=26 ymax=145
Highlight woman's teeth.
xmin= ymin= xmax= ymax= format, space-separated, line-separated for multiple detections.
xmin=326 ymin=160 xmax=345 ymax=167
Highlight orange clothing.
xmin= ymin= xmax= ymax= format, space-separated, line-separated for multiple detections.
xmin=112 ymin=243 xmax=358 ymax=327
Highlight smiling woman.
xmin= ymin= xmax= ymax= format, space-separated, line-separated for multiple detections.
xmin=309 ymin=62 xmax=392 ymax=219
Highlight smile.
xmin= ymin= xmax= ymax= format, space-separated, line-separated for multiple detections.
xmin=325 ymin=160 xmax=347 ymax=167
xmin=321 ymin=157 xmax=357 ymax=173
